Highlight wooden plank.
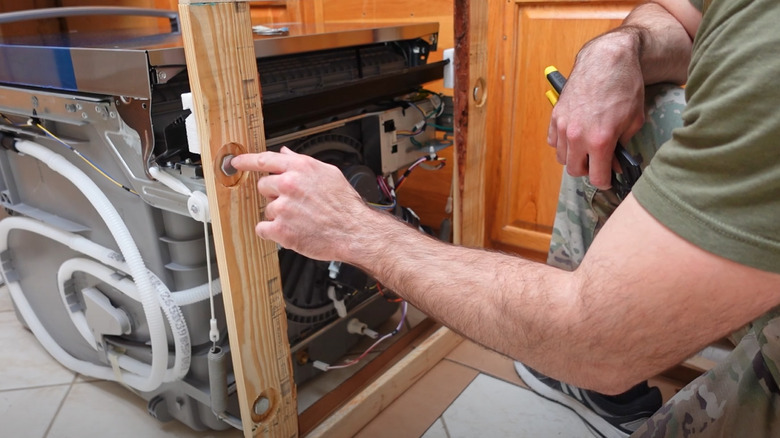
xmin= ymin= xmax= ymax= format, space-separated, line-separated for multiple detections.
xmin=285 ymin=0 xmax=324 ymax=26
xmin=298 ymin=318 xmax=437 ymax=435
xmin=661 ymin=356 xmax=718 ymax=385
xmin=306 ymin=326 xmax=463 ymax=438
xmin=177 ymin=1 xmax=297 ymax=436
xmin=452 ymin=0 xmax=489 ymax=247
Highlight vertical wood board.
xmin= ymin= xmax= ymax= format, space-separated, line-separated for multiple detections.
xmin=178 ymin=1 xmax=297 ymax=436
xmin=453 ymin=0 xmax=488 ymax=247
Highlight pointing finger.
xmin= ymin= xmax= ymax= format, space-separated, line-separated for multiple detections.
xmin=231 ymin=151 xmax=289 ymax=174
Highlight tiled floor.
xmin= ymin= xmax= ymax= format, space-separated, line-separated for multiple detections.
xmin=1 ymin=282 xmax=686 ymax=437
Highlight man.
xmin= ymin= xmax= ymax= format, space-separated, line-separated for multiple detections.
xmin=232 ymin=0 xmax=780 ymax=435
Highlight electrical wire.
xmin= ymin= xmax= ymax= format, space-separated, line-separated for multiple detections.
xmin=395 ymin=155 xmax=446 ymax=190
xmin=367 ymin=199 xmax=396 ymax=211
xmin=0 ymin=113 xmax=139 ymax=196
xmin=204 ymin=220 xmax=218 ymax=349
xmin=324 ymin=300 xmax=408 ymax=370
xmin=35 ymin=122 xmax=139 ymax=196
xmin=377 ymin=282 xmax=403 ymax=303
xmin=367 ymin=175 xmax=397 ymax=211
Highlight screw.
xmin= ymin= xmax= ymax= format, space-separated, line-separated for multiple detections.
xmin=221 ymin=154 xmax=237 ymax=176
xmin=254 ymin=396 xmax=270 ymax=416
xmin=190 ymin=204 xmax=199 ymax=215
xmin=157 ymin=70 xmax=167 ymax=82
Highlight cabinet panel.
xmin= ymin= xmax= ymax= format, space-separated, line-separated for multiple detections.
xmin=486 ymin=1 xmax=636 ymax=254
xmin=0 ymin=0 xmax=60 ymax=37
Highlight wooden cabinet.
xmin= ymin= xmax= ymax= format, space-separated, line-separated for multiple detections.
xmin=485 ymin=0 xmax=637 ymax=257
xmin=0 ymin=0 xmax=59 ymax=37
xmin=0 ymin=0 xmax=637 ymax=255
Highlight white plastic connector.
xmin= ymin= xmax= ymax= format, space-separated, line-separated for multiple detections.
xmin=328 ymin=261 xmax=342 ymax=280
xmin=443 ymin=48 xmax=455 ymax=89
xmin=181 ymin=92 xmax=201 ymax=154
xmin=327 ymin=286 xmax=347 ymax=318
xmin=149 ymin=166 xmax=192 ymax=196
xmin=187 ymin=191 xmax=210 ymax=223
xmin=209 ymin=318 xmax=219 ymax=344
xmin=347 ymin=318 xmax=379 ymax=339
xmin=312 ymin=360 xmax=330 ymax=372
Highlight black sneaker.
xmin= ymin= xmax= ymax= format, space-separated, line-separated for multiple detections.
xmin=514 ymin=362 xmax=662 ymax=438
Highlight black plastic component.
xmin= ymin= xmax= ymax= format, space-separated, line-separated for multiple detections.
xmin=0 ymin=132 xmax=17 ymax=152
xmin=263 ymin=61 xmax=446 ymax=135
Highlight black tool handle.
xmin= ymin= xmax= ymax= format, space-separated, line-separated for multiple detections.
xmin=545 ymin=66 xmax=642 ymax=195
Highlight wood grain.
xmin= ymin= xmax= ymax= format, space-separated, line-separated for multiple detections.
xmin=486 ymin=1 xmax=638 ymax=254
xmin=305 ymin=326 xmax=463 ymax=438
xmin=178 ymin=1 xmax=297 ymax=436
xmin=297 ymin=318 xmax=436 ymax=435
xmin=452 ymin=0 xmax=488 ymax=247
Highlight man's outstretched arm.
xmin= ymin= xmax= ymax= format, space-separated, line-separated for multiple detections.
xmin=231 ymin=149 xmax=780 ymax=395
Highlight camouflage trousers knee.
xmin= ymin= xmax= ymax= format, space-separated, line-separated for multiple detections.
xmin=547 ymin=84 xmax=780 ymax=437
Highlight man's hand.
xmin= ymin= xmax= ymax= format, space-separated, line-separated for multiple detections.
xmin=547 ymin=31 xmax=646 ymax=189
xmin=547 ymin=1 xmax=697 ymax=190
xmin=230 ymin=147 xmax=371 ymax=262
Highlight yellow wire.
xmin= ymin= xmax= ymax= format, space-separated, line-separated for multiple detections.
xmin=35 ymin=123 xmax=139 ymax=195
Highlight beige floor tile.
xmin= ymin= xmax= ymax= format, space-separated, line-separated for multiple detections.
xmin=0 ymin=284 xmax=13 ymax=313
xmin=440 ymin=374 xmax=598 ymax=438
xmin=421 ymin=418 xmax=449 ymax=438
xmin=0 ymin=312 xmax=76 ymax=391
xmin=354 ymin=359 xmax=478 ymax=438
xmin=445 ymin=340 xmax=526 ymax=388
xmin=0 ymin=384 xmax=71 ymax=438
xmin=47 ymin=381 xmax=242 ymax=438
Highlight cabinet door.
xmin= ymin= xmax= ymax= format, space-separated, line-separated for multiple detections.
xmin=0 ymin=0 xmax=60 ymax=37
xmin=486 ymin=0 xmax=637 ymax=256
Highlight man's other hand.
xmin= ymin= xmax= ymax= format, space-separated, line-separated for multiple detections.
xmin=547 ymin=31 xmax=646 ymax=190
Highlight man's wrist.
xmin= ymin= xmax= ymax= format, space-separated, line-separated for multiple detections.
xmin=577 ymin=27 xmax=642 ymax=69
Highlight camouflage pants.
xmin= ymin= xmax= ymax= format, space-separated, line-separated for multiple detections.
xmin=548 ymin=84 xmax=780 ymax=437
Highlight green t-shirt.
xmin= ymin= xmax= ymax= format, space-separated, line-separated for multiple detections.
xmin=633 ymin=0 xmax=780 ymax=274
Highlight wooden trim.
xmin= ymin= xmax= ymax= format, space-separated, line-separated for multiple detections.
xmin=661 ymin=356 xmax=718 ymax=385
xmin=496 ymin=226 xmax=553 ymax=254
xmin=452 ymin=0 xmax=488 ymax=248
xmin=285 ymin=0 xmax=324 ymax=25
xmin=305 ymin=326 xmax=463 ymax=438
xmin=298 ymin=318 xmax=437 ymax=435
xmin=178 ymin=1 xmax=297 ymax=436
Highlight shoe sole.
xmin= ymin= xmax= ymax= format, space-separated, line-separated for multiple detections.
xmin=514 ymin=362 xmax=629 ymax=438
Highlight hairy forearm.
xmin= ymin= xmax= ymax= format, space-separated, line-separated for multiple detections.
xmin=343 ymin=210 xmax=586 ymax=381
xmin=579 ymin=2 xmax=693 ymax=85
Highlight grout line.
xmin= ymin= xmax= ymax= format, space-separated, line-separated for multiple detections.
xmin=440 ymin=416 xmax=452 ymax=438
xmin=0 ymin=380 xmax=76 ymax=394
xmin=42 ymin=374 xmax=78 ymax=438
xmin=442 ymin=357 xmax=528 ymax=389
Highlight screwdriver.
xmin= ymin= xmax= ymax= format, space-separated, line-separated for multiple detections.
xmin=545 ymin=65 xmax=642 ymax=198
